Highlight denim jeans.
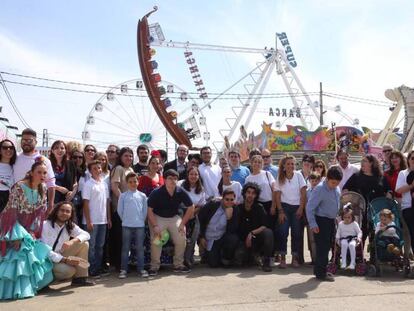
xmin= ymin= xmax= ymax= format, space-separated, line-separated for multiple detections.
xmin=276 ymin=203 xmax=301 ymax=256
xmin=121 ymin=227 xmax=145 ymax=272
xmin=88 ymin=224 xmax=107 ymax=274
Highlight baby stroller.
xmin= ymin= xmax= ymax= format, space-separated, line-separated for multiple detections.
xmin=367 ymin=197 xmax=411 ymax=277
xmin=327 ymin=191 xmax=367 ymax=276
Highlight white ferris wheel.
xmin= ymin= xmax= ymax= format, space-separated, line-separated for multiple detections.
xmin=82 ymin=78 xmax=210 ymax=153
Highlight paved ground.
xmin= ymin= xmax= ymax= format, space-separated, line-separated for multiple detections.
xmin=4 ymin=262 xmax=414 ymax=311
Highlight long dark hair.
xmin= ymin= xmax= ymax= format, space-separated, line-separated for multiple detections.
xmin=0 ymin=139 xmax=17 ymax=165
xmin=361 ymin=154 xmax=382 ymax=179
xmin=111 ymin=147 xmax=134 ymax=178
xmin=50 ymin=140 xmax=67 ymax=170
xmin=47 ymin=201 xmax=77 ymax=233
xmin=182 ymin=166 xmax=203 ymax=194
xmin=70 ymin=149 xmax=86 ymax=178
xmin=388 ymin=150 xmax=407 ymax=175
xmin=314 ymin=159 xmax=327 ymax=178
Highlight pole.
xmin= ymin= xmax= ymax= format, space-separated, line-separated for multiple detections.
xmin=319 ymin=82 xmax=323 ymax=126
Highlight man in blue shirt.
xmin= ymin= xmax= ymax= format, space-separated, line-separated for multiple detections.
xmin=228 ymin=149 xmax=250 ymax=186
xmin=261 ymin=149 xmax=278 ymax=179
xmin=306 ymin=166 xmax=342 ymax=282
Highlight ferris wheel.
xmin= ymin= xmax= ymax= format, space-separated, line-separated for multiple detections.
xmin=82 ymin=78 xmax=209 ymax=152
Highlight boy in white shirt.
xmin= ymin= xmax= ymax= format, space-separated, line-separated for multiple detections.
xmin=82 ymin=160 xmax=112 ymax=278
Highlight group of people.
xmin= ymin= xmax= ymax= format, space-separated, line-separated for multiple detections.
xmin=1 ymin=128 xmax=414 ymax=299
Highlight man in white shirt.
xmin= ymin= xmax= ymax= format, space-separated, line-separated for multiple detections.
xmin=41 ymin=202 xmax=94 ymax=286
xmin=13 ymin=128 xmax=56 ymax=213
xmin=332 ymin=149 xmax=359 ymax=191
xmin=198 ymin=146 xmax=221 ymax=200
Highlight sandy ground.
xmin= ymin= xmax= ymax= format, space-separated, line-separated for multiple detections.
xmin=3 ymin=261 xmax=414 ymax=311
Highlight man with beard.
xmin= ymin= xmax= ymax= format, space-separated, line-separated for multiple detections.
xmin=13 ymin=128 xmax=56 ymax=213
xmin=164 ymin=145 xmax=189 ymax=180
xmin=235 ymin=182 xmax=273 ymax=272
xmin=41 ymin=202 xmax=94 ymax=286
xmin=332 ymin=149 xmax=358 ymax=191
xmin=133 ymin=144 xmax=150 ymax=175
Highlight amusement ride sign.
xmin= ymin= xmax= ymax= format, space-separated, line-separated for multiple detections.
xmin=268 ymin=107 xmax=302 ymax=118
xmin=276 ymin=32 xmax=297 ymax=68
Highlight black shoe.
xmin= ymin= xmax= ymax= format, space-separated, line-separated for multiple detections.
xmin=174 ymin=266 xmax=191 ymax=273
xmin=89 ymin=272 xmax=101 ymax=279
xmin=317 ymin=273 xmax=335 ymax=282
xmin=148 ymin=269 xmax=158 ymax=276
xmin=99 ymin=270 xmax=111 ymax=277
xmin=262 ymin=257 xmax=272 ymax=272
xmin=71 ymin=277 xmax=96 ymax=287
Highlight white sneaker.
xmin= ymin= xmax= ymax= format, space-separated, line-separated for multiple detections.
xmin=140 ymin=270 xmax=149 ymax=278
xmin=118 ymin=270 xmax=127 ymax=279
xmin=341 ymin=263 xmax=347 ymax=269
xmin=349 ymin=263 xmax=355 ymax=270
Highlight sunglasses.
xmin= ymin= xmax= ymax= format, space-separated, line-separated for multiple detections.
xmin=315 ymin=165 xmax=323 ymax=168
xmin=85 ymin=149 xmax=96 ymax=153
xmin=224 ymin=198 xmax=234 ymax=202
xmin=106 ymin=150 xmax=116 ymax=154
xmin=383 ymin=149 xmax=392 ymax=153
xmin=262 ymin=155 xmax=271 ymax=159
xmin=72 ymin=156 xmax=83 ymax=160
xmin=1 ymin=146 xmax=14 ymax=151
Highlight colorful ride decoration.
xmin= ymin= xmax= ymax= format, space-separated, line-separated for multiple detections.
xmin=137 ymin=7 xmax=192 ymax=147
xmin=228 ymin=122 xmax=387 ymax=162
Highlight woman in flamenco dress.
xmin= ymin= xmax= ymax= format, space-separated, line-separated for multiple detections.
xmin=0 ymin=160 xmax=53 ymax=300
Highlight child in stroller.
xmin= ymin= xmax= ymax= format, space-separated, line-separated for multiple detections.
xmin=335 ymin=207 xmax=362 ymax=269
xmin=375 ymin=209 xmax=401 ymax=256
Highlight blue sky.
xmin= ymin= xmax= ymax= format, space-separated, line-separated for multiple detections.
xmin=0 ymin=0 xmax=413 ymax=150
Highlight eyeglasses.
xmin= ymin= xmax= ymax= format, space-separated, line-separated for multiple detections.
xmin=85 ymin=149 xmax=96 ymax=153
xmin=224 ymin=198 xmax=234 ymax=202
xmin=106 ymin=150 xmax=116 ymax=154
xmin=1 ymin=146 xmax=13 ymax=151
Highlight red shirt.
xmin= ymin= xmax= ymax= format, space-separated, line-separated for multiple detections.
xmin=384 ymin=169 xmax=401 ymax=198
xmin=138 ymin=174 xmax=164 ymax=197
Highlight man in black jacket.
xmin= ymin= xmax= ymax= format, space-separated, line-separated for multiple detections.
xmin=236 ymin=182 xmax=273 ymax=272
xmin=198 ymin=189 xmax=239 ymax=267
xmin=163 ymin=145 xmax=189 ymax=180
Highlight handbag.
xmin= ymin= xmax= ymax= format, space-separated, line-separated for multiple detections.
xmin=72 ymin=191 xmax=82 ymax=206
